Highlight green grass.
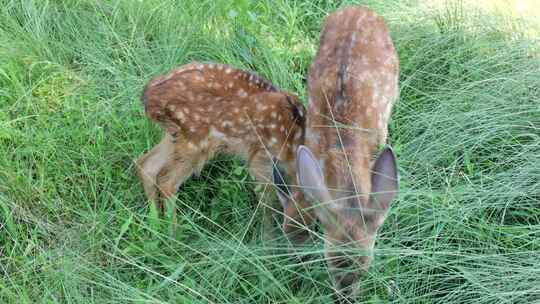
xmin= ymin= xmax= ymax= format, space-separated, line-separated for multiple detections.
xmin=1 ymin=0 xmax=539 ymax=303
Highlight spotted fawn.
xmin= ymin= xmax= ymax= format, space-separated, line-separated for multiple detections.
xmin=136 ymin=62 xmax=306 ymax=218
xmin=273 ymin=6 xmax=400 ymax=301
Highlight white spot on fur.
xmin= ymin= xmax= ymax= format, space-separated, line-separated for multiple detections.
xmin=237 ymin=89 xmax=248 ymax=98
xmin=378 ymin=120 xmax=385 ymax=130
xmin=366 ymin=106 xmax=373 ymax=116
xmin=350 ymin=32 xmax=357 ymax=46
xmin=225 ymin=68 xmax=232 ymax=74
xmin=373 ymin=89 xmax=380 ymax=101
xmin=356 ymin=17 xmax=363 ymax=30
xmin=384 ymin=102 xmax=393 ymax=121
xmin=361 ymin=57 xmax=369 ymax=66
xmin=384 ymin=56 xmax=394 ymax=67
xmin=210 ymin=127 xmax=227 ymax=139
xmin=175 ymin=111 xmax=185 ymax=121
xmin=377 ymin=113 xmax=385 ymax=129
xmin=200 ymin=138 xmax=209 ymax=148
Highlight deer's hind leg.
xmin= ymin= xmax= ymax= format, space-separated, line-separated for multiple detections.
xmin=153 ymin=138 xmax=197 ymax=234
xmin=156 ymin=145 xmax=198 ymax=203
xmin=156 ymin=136 xmax=217 ymax=205
xmin=136 ymin=134 xmax=175 ymax=206
xmin=156 ymin=137 xmax=217 ymax=233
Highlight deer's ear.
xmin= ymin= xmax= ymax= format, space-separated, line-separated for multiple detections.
xmin=296 ymin=146 xmax=331 ymax=204
xmin=286 ymin=95 xmax=306 ymax=125
xmin=368 ymin=147 xmax=399 ymax=223
xmin=272 ymin=159 xmax=292 ymax=209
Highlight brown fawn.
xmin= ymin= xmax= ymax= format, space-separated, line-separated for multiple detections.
xmin=272 ymin=6 xmax=400 ymax=301
xmin=137 ymin=62 xmax=306 ymax=216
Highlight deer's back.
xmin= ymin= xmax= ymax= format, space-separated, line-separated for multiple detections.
xmin=141 ymin=62 xmax=305 ymax=162
xmin=143 ymin=62 xmax=277 ymax=125
xmin=306 ymin=6 xmax=399 ymax=195
xmin=308 ymin=6 xmax=399 ymax=137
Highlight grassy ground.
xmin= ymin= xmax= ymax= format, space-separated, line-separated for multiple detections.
xmin=1 ymin=0 xmax=539 ymax=303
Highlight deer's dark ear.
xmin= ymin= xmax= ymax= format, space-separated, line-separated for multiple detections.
xmin=272 ymin=159 xmax=291 ymax=208
xmin=286 ymin=95 xmax=306 ymax=125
